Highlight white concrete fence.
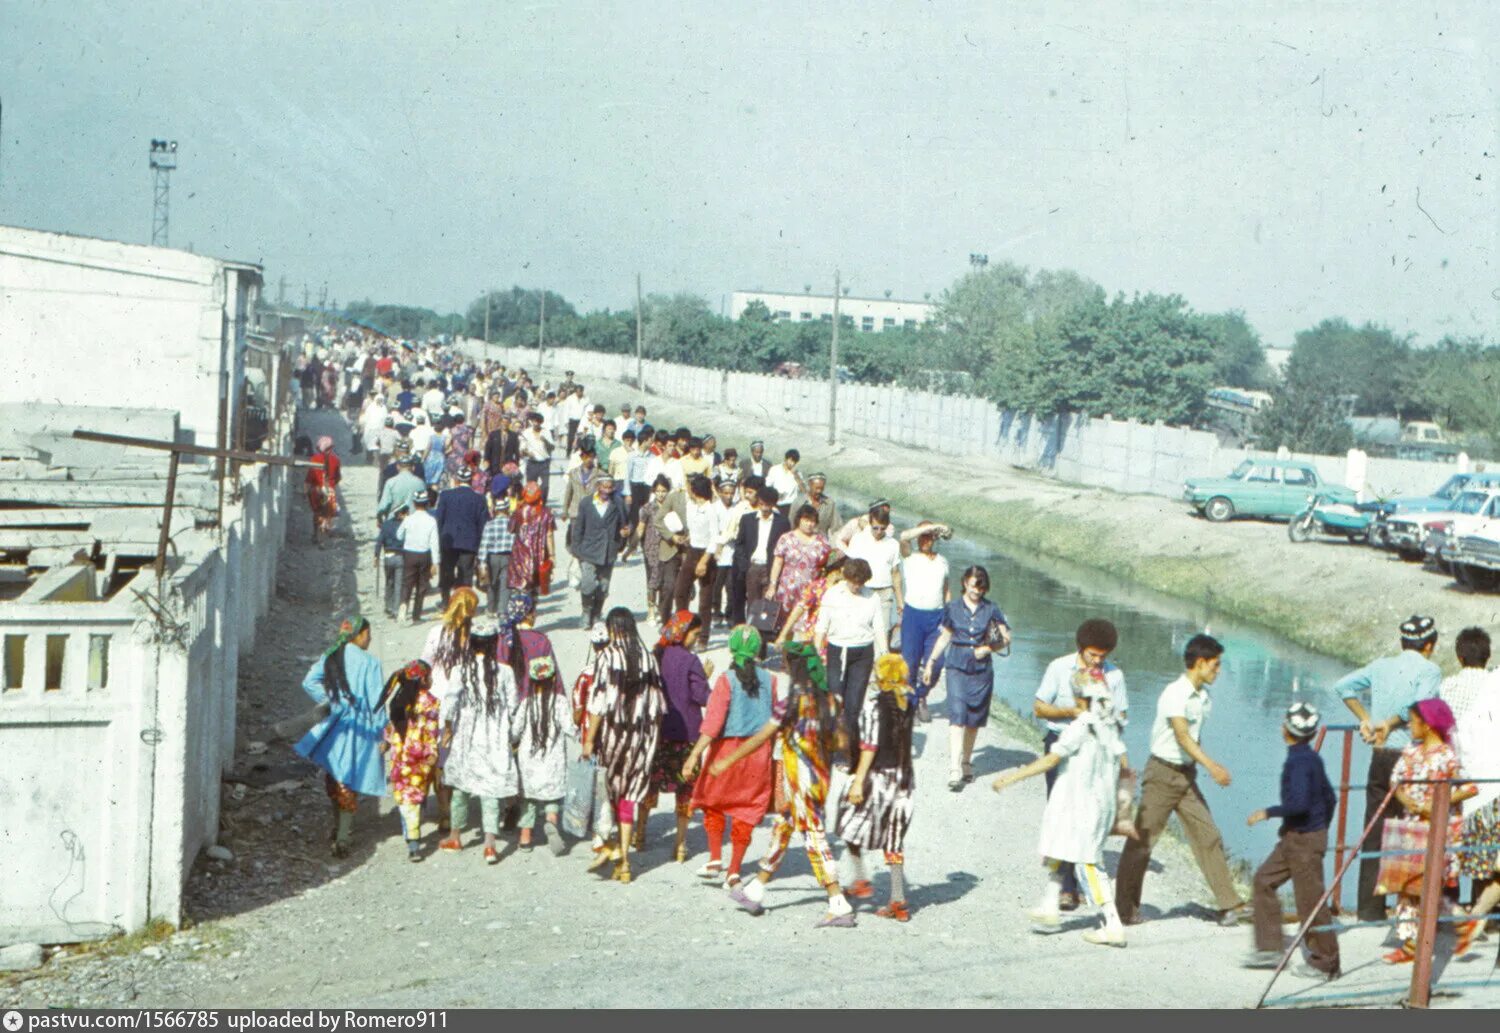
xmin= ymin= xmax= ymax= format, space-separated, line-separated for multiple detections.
xmin=0 ymin=420 xmax=293 ymax=946
xmin=467 ymin=340 xmax=1469 ymax=504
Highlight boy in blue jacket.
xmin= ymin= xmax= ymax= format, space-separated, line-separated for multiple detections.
xmin=1243 ymin=701 xmax=1341 ymax=979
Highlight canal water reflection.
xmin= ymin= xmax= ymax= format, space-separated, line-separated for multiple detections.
xmin=920 ymin=523 xmax=1370 ymax=888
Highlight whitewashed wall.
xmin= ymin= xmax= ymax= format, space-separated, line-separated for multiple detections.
xmin=476 ymin=342 xmax=1464 ymax=503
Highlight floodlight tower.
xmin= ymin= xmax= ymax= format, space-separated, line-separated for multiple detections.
xmin=149 ymin=139 xmax=178 ymax=246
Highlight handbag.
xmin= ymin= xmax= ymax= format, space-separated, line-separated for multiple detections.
xmin=1375 ymin=815 xmax=1464 ymax=895
xmin=562 ymin=757 xmax=598 ymax=839
xmin=538 ymin=556 xmax=554 ymax=595
xmin=748 ymin=598 xmax=780 ymax=635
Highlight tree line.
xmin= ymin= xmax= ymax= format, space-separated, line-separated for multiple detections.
xmin=339 ymin=264 xmax=1498 ymax=457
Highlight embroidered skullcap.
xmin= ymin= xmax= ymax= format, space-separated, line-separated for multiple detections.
xmin=1400 ymin=615 xmax=1437 ymax=647
xmin=1283 ymin=701 xmax=1320 ymax=741
xmin=470 ymin=613 xmax=501 ymax=638
xmin=529 ymin=655 xmax=557 ymax=682
xmin=589 ymin=621 xmax=610 ymax=646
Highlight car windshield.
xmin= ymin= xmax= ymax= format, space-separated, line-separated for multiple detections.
xmin=1452 ymin=492 xmax=1491 ymax=516
xmin=1433 ymin=475 xmax=1470 ymax=501
xmin=1228 ymin=460 xmax=1253 ymax=480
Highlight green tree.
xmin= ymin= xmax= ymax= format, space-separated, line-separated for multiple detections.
xmin=1255 ymin=378 xmax=1355 ymax=453
xmin=465 ymin=287 xmax=577 ymax=342
xmin=1414 ymin=338 xmax=1500 ymax=455
xmin=1280 ymin=318 xmax=1414 ymax=416
xmin=1201 ymin=310 xmax=1271 ymax=389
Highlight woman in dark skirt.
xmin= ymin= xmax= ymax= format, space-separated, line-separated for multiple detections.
xmin=642 ymin=610 xmax=713 ymax=860
xmin=921 ymin=565 xmax=1011 ymax=791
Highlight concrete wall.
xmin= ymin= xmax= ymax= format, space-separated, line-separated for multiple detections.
xmin=481 ymin=342 xmax=1465 ymax=504
xmin=0 ymin=226 xmax=260 ymax=449
xmin=0 ymin=417 xmax=293 ymax=946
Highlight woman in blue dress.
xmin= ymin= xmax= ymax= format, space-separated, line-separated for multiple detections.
xmin=920 ymin=565 xmax=1011 ymax=792
xmin=295 ymin=615 xmax=390 ymax=857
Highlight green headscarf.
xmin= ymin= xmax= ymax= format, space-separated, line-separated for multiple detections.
xmin=782 ymin=640 xmax=830 ymax=694
xmin=728 ymin=625 xmax=761 ymax=666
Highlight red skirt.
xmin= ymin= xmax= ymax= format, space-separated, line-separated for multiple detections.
xmin=691 ymin=735 xmax=774 ymax=828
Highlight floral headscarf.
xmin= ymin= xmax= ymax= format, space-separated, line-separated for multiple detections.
xmin=322 ymin=615 xmax=369 ymax=659
xmin=522 ymin=482 xmax=544 ymax=506
xmin=501 ymin=593 xmax=535 ymax=634
xmin=658 ymin=609 xmax=696 ymax=649
xmin=874 ymin=651 xmax=910 ymax=710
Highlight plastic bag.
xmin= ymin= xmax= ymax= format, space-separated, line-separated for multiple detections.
xmin=562 ymin=757 xmax=597 ymax=840
xmin=1111 ymin=767 xmax=1140 ymax=839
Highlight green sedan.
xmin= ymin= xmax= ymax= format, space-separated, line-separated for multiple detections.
xmin=1183 ymin=459 xmax=1355 ymax=522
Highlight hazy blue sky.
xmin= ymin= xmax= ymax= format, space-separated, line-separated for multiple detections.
xmin=2 ymin=1 xmax=1495 ymax=345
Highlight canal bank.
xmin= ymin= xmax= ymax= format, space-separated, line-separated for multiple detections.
xmin=579 ymin=376 xmax=1495 ymax=673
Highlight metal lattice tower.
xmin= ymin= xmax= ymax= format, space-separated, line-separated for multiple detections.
xmin=149 ymin=139 xmax=177 ymax=246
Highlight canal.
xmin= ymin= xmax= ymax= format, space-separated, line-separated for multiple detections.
xmin=920 ymin=522 xmax=1371 ymax=891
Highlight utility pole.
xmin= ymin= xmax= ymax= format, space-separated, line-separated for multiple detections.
xmin=148 ymin=139 xmax=177 ymax=246
xmin=635 ymin=273 xmax=644 ymax=391
xmin=483 ymin=290 xmax=492 ymax=345
xmin=828 ymin=269 xmax=840 ymax=446
xmin=319 ymin=283 xmax=328 ymax=310
xmin=277 ymin=275 xmax=287 ymax=307
xmin=536 ymin=289 xmax=546 ymax=368
xmin=302 ymin=284 xmax=310 ymax=309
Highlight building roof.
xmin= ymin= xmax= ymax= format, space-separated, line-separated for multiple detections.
xmin=733 ymin=288 xmax=935 ymax=307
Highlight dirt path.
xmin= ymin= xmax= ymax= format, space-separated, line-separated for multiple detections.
xmin=4 ymin=405 xmax=1491 ymax=1010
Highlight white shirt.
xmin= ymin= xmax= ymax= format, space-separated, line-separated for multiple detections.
xmin=846 ymin=529 xmax=901 ymax=590
xmin=750 ymin=511 xmax=777 ymax=565
xmin=1034 ymin=653 xmax=1130 ymax=735
xmin=717 ymin=500 xmax=750 ymax=564
xmin=684 ymin=497 xmax=722 ymax=551
xmin=900 ymin=552 xmax=950 ymax=611
xmin=1148 ymin=675 xmax=1211 ymax=766
xmin=766 ymin=464 xmax=802 ymax=506
xmin=814 ymin=582 xmax=889 ymax=653
xmin=662 ymin=457 xmax=686 ymax=491
xmin=396 ymin=509 xmax=441 ymax=563
xmin=408 ymin=423 xmax=435 ymax=456
xmin=421 ymin=387 xmax=445 ymax=414
xmin=520 ymin=428 xmax=552 ymax=462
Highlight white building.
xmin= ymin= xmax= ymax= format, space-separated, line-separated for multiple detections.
xmin=729 ymin=288 xmax=935 ymax=333
xmin=1 ymin=226 xmax=292 ymax=947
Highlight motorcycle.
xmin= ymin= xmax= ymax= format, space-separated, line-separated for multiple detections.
xmin=1288 ymin=492 xmax=1382 ymax=544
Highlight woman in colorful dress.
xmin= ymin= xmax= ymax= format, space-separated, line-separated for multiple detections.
xmin=492 ymin=593 xmax=561 ymax=845
xmin=438 ymin=612 xmax=518 ymax=865
xmin=1378 ymin=697 xmax=1478 ymax=963
xmin=506 ymin=647 xmax=573 ymax=857
xmin=685 ymin=626 xmax=779 ymax=889
xmin=573 ymin=622 xmax=619 ymax=860
xmin=642 ymin=611 xmax=713 ymax=861
xmin=775 ymin=552 xmax=845 ymax=653
xmin=304 ymin=436 xmax=342 ymax=545
xmin=921 ymin=564 xmax=1011 ymax=791
xmin=444 ymin=412 xmax=475 ymax=486
xmin=508 ymin=483 xmax=556 ymax=598
xmin=836 ymin=651 xmax=918 ymax=922
xmin=295 ymin=616 xmax=387 ymax=858
xmin=420 ymin=587 xmax=481 ymax=833
xmin=422 ymin=417 xmax=448 ymax=487
xmin=717 ymin=641 xmax=855 ymax=927
xmin=766 ymin=505 xmax=833 ymax=626
xmin=378 ymin=659 xmax=441 ymax=862
xmin=581 ymin=607 xmax=666 ymax=884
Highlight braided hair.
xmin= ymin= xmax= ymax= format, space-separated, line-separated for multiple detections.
xmin=782 ymin=643 xmax=838 ymax=764
xmin=461 ymin=626 xmax=504 ymax=719
xmin=606 ymin=607 xmax=653 ymax=697
xmin=522 ymin=655 xmax=561 ymax=753
xmin=322 ymin=615 xmax=369 ymax=706
xmin=378 ymin=660 xmax=432 ymax=741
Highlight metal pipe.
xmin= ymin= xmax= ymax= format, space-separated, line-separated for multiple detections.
xmin=1409 ymin=780 xmax=1453 ymax=1008
xmin=1333 ymin=727 xmax=1354 ymax=913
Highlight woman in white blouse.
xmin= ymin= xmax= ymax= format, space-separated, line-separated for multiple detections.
xmin=813 ymin=558 xmax=888 ymax=753
xmin=899 ymin=521 xmax=952 ymax=725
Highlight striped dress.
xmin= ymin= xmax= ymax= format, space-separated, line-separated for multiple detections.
xmin=586 ymin=643 xmax=666 ymax=809
xmin=835 ymin=691 xmax=915 ymax=856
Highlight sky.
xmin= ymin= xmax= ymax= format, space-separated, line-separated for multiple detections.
xmin=1 ymin=0 xmax=1496 ymax=346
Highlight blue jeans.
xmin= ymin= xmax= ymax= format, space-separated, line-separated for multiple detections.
xmin=900 ymin=605 xmax=945 ymax=701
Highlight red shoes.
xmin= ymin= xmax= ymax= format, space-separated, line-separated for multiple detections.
xmin=847 ymin=879 xmax=875 ymax=900
xmin=876 ymin=901 xmax=911 ymax=922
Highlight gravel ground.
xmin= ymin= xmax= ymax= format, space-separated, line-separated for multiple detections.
xmin=4 ymin=405 xmax=1495 ymax=1010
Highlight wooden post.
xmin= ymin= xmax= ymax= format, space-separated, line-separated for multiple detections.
xmin=153 ymin=451 xmax=181 ymax=582
xmin=828 ymin=269 xmax=840 ymax=446
xmin=1408 ymin=779 xmax=1453 ymax=1008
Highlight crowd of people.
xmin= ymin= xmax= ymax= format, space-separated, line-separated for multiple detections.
xmin=290 ymin=330 xmax=1500 ymax=976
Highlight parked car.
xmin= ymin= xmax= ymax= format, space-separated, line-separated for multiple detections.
xmin=1407 ymin=488 xmax=1500 ymax=573
xmin=1449 ymin=516 xmax=1500 ymax=592
xmin=1376 ymin=471 xmax=1500 ymax=559
xmin=1184 ymin=459 xmax=1355 ymax=523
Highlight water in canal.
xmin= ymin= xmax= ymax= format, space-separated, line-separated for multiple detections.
xmin=917 ymin=523 xmax=1372 ymax=889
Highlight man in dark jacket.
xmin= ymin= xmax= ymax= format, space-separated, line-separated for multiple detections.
xmin=483 ymin=415 xmax=521 ymax=475
xmin=434 ymin=469 xmax=490 ymax=608
xmin=568 ymin=472 xmax=630 ymax=627
xmin=733 ymin=486 xmax=790 ymax=625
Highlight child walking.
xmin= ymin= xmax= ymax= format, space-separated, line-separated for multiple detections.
xmin=1243 ymin=702 xmax=1341 ymax=979
xmin=507 ymin=653 xmax=572 ymax=857
xmin=684 ymin=625 xmax=779 ymax=889
xmin=991 ymin=678 xmax=1131 ymax=947
xmin=717 ymin=641 xmax=855 ymax=927
xmin=836 ymin=651 xmax=917 ymax=921
xmin=378 ymin=660 xmax=441 ymax=862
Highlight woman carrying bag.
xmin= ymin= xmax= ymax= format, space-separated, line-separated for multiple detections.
xmin=922 ymin=565 xmax=1011 ymax=791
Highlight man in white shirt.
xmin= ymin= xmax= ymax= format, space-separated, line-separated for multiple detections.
xmin=765 ymin=448 xmax=805 ymax=517
xmin=814 ymin=558 xmax=888 ymax=749
xmin=670 ymin=474 xmax=722 ymax=632
xmin=520 ymin=412 xmax=555 ymax=505
xmin=420 ymin=381 xmax=445 ymax=418
xmin=711 ymin=477 xmax=749 ymax=626
xmin=845 ymin=513 xmax=903 ymax=634
xmin=407 ymin=410 xmax=435 ymax=459
xmin=1114 ymin=633 xmax=1247 ymax=927
xmin=1031 ymin=619 xmax=1129 ymax=909
xmin=395 ymin=490 xmax=441 ymax=623
xmin=898 ymin=521 xmax=952 ymax=724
